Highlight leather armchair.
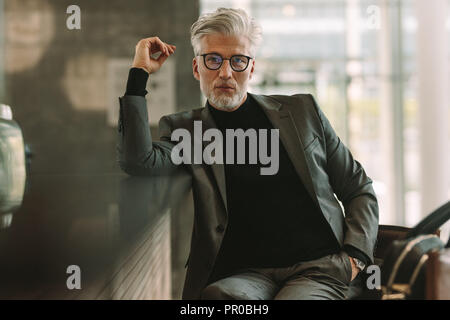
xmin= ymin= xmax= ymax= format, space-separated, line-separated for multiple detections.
xmin=348 ymin=224 xmax=412 ymax=299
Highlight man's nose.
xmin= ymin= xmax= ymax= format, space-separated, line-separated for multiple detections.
xmin=218 ymin=59 xmax=233 ymax=79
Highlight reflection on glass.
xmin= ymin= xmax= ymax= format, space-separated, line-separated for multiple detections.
xmin=5 ymin=0 xmax=54 ymax=73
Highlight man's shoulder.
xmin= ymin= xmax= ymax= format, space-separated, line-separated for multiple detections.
xmin=262 ymin=93 xmax=315 ymax=105
xmin=251 ymin=92 xmax=319 ymax=114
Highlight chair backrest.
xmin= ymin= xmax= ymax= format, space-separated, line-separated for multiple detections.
xmin=374 ymin=225 xmax=411 ymax=263
xmin=407 ymin=201 xmax=450 ymax=238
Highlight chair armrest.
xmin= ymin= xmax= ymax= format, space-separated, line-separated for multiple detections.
xmin=426 ymin=248 xmax=450 ymax=299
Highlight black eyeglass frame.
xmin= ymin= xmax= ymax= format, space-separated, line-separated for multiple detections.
xmin=198 ymin=53 xmax=253 ymax=72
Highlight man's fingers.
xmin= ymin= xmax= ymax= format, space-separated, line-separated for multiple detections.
xmin=153 ymin=37 xmax=171 ymax=55
xmin=154 ymin=38 xmax=176 ymax=55
xmin=133 ymin=37 xmax=175 ymax=73
xmin=138 ymin=37 xmax=175 ymax=56
xmin=157 ymin=43 xmax=176 ymax=58
xmin=156 ymin=52 xmax=169 ymax=65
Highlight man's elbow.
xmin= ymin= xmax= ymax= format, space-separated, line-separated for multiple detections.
xmin=118 ymin=160 xmax=142 ymax=176
xmin=342 ymin=180 xmax=378 ymax=206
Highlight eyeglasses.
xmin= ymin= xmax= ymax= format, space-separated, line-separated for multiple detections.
xmin=198 ymin=53 xmax=253 ymax=72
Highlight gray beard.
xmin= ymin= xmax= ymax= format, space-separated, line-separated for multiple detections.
xmin=207 ymin=91 xmax=245 ymax=111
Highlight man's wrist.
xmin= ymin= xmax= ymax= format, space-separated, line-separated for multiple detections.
xmin=350 ymin=257 xmax=366 ymax=271
xmin=124 ymin=67 xmax=149 ymax=97
xmin=342 ymin=244 xmax=370 ymax=266
xmin=131 ymin=66 xmax=150 ymax=74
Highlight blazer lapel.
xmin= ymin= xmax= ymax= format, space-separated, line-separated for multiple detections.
xmin=199 ymin=105 xmax=228 ymax=213
xmin=250 ymin=93 xmax=318 ymax=204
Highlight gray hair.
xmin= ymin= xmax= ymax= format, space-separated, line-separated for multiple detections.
xmin=190 ymin=8 xmax=263 ymax=57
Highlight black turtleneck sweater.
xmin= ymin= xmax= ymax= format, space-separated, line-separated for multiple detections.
xmin=124 ymin=68 xmax=370 ymax=279
xmin=207 ymin=94 xmax=342 ymax=279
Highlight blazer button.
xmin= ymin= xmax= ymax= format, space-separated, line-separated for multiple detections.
xmin=216 ymin=224 xmax=225 ymax=233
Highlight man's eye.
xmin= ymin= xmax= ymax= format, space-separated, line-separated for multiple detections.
xmin=232 ymin=56 xmax=247 ymax=64
xmin=207 ymin=56 xmax=221 ymax=63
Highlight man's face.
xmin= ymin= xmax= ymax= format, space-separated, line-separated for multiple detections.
xmin=193 ymin=34 xmax=255 ymax=111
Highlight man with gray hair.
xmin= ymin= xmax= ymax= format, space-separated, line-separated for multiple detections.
xmin=117 ymin=8 xmax=378 ymax=300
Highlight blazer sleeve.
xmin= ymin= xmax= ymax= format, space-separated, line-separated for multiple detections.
xmin=309 ymin=94 xmax=379 ymax=263
xmin=116 ymin=95 xmax=182 ymax=175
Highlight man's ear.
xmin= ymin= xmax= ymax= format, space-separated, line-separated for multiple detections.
xmin=249 ymin=59 xmax=255 ymax=80
xmin=193 ymin=57 xmax=200 ymax=81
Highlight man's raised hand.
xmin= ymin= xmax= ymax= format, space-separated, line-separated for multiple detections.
xmin=132 ymin=37 xmax=176 ymax=74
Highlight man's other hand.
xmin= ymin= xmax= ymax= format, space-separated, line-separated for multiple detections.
xmin=132 ymin=36 xmax=176 ymax=74
xmin=349 ymin=257 xmax=360 ymax=281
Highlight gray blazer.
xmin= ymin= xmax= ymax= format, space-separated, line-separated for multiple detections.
xmin=117 ymin=92 xmax=379 ymax=299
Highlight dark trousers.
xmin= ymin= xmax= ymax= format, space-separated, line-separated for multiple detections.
xmin=201 ymin=251 xmax=355 ymax=300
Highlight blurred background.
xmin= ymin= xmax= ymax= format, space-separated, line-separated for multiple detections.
xmin=0 ymin=0 xmax=449 ymax=299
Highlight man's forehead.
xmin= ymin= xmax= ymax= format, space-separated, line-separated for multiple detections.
xmin=200 ymin=34 xmax=250 ymax=54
